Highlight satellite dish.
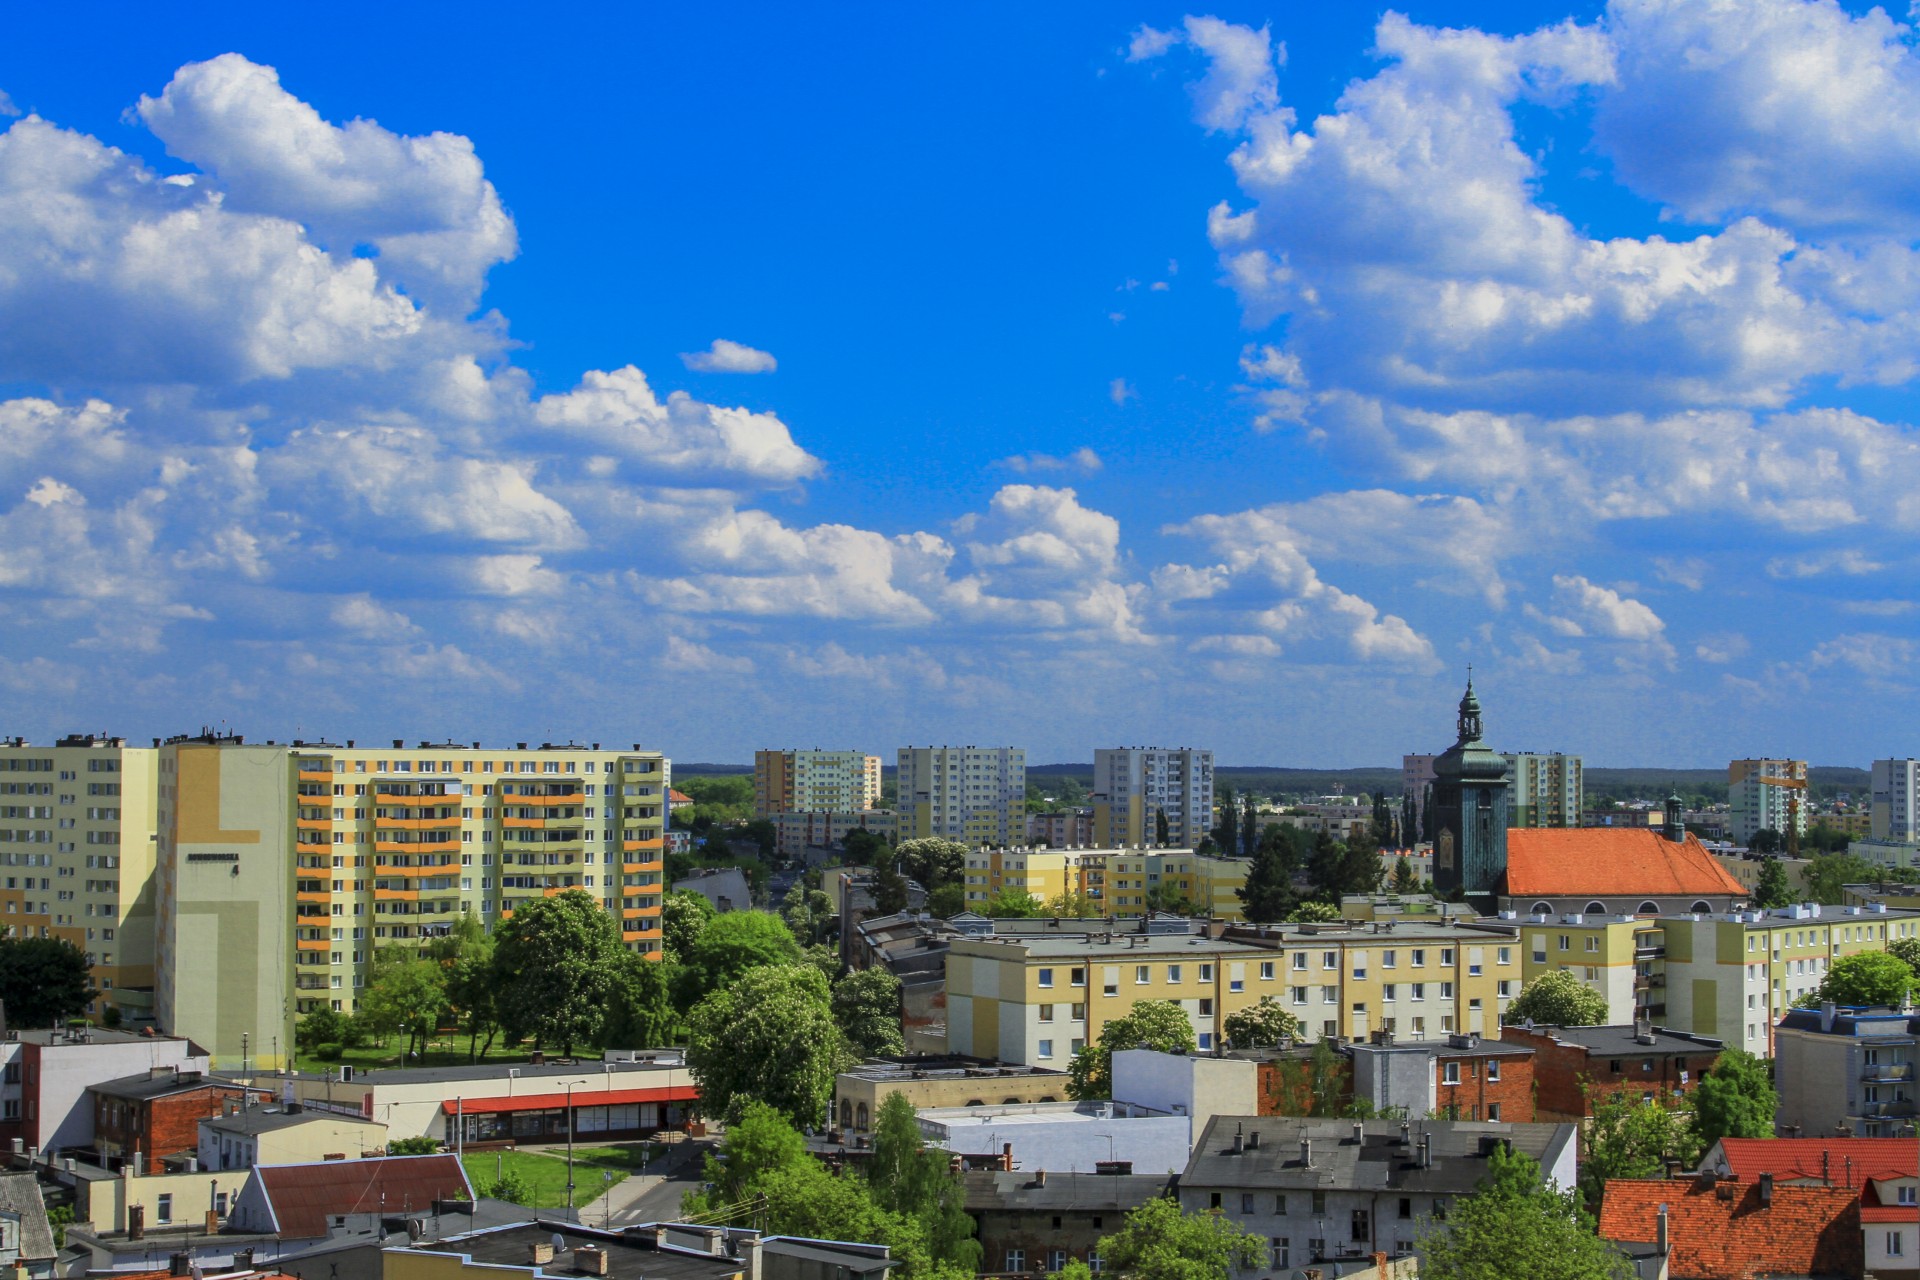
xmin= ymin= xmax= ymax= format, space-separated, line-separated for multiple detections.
xmin=551 ymin=1234 xmax=567 ymax=1252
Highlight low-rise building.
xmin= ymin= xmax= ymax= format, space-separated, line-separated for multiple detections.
xmin=1775 ymin=1003 xmax=1919 ymax=1139
xmin=1599 ymin=1174 xmax=1864 ymax=1280
xmin=1348 ymin=1034 xmax=1536 ymax=1123
xmin=1176 ymin=1116 xmax=1578 ymax=1270
xmin=1026 ymin=810 xmax=1094 ymax=849
xmin=916 ymin=1100 xmax=1190 ymax=1176
xmin=964 ymin=1170 xmax=1169 ymax=1275
xmin=1696 ymin=1137 xmax=1920 ymax=1276
xmin=226 ymin=1153 xmax=472 ymax=1240
xmin=1500 ymin=1021 xmax=1724 ymax=1121
xmin=0 ymin=1174 xmax=53 ymax=1277
xmin=833 ymin=1058 xmax=1069 ymax=1134
xmin=771 ymin=810 xmax=896 ymax=859
xmin=391 ymin=1221 xmax=898 ymax=1280
xmin=0 ymin=1026 xmax=208 ymax=1154
xmin=199 ymin=1103 xmax=388 ymax=1170
xmin=672 ymin=867 xmax=753 ymax=913
xmin=1499 ymin=824 xmax=1748 ymax=918
xmin=1110 ymin=1049 xmax=1258 ymax=1141
xmin=89 ymin=1067 xmax=254 ymax=1167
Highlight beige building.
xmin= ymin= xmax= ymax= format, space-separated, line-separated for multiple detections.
xmin=0 ymin=735 xmax=160 ymax=1025
xmin=961 ymin=847 xmax=1108 ymax=908
xmin=1512 ymin=911 xmax=1655 ymax=1026
xmin=944 ymin=917 xmax=1521 ymax=1064
xmin=155 ymin=734 xmax=669 ymax=1068
xmin=198 ymin=1104 xmax=388 ymax=1169
xmin=898 ymin=747 xmax=1024 ymax=846
xmin=1104 ymin=851 xmax=1248 ymax=919
xmin=1092 ymin=748 xmax=1214 ymax=848
xmin=832 ymin=1058 xmax=1069 ymax=1132
xmin=754 ymin=750 xmax=883 ymax=818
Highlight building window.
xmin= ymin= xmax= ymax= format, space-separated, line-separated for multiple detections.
xmin=1271 ymin=1240 xmax=1288 ymax=1268
xmin=1006 ymin=1252 xmax=1024 ymax=1272
xmin=1039 ymin=968 xmax=1054 ymax=988
xmin=1048 ymin=1251 xmax=1067 ymax=1272
xmin=1260 ymin=961 xmax=1275 ymax=980
xmin=1167 ymin=965 xmax=1182 ymax=983
xmin=1274 ymin=1195 xmax=1287 ymax=1214
xmin=156 ymin=1193 xmax=172 ymax=1223
xmin=1037 ymin=1039 xmax=1054 ymax=1059
xmin=1487 ymin=1061 xmax=1500 ymax=1082
xmin=1443 ymin=1062 xmax=1459 ymax=1084
xmin=1890 ymin=1232 xmax=1905 ymax=1258
xmin=1241 ymin=1194 xmax=1255 ymax=1214
xmin=1398 ymin=1198 xmax=1412 ymax=1219
xmin=1137 ymin=965 xmax=1151 ymax=985
xmin=1039 ymin=1004 xmax=1054 ymax=1023
xmin=1488 ymin=1102 xmax=1501 ymax=1121
xmin=1311 ymin=1191 xmax=1326 ymax=1214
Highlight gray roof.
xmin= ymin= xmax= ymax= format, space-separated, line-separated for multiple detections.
xmin=214 ymin=1054 xmax=684 ymax=1088
xmin=1515 ymin=1024 xmax=1724 ymax=1056
xmin=1350 ymin=1037 xmax=1535 ymax=1060
xmin=964 ymin=1170 xmax=1170 ymax=1214
xmin=840 ymin=1058 xmax=1066 ymax=1085
xmin=0 ymin=1172 xmax=55 ymax=1260
xmin=90 ymin=1070 xmax=237 ymax=1102
xmin=1181 ymin=1116 xmax=1578 ymax=1197
xmin=203 ymin=1105 xmax=385 ymax=1136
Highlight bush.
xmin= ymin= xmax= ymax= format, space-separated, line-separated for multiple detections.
xmin=485 ymin=1171 xmax=533 ymax=1204
xmin=313 ymin=1042 xmax=345 ymax=1061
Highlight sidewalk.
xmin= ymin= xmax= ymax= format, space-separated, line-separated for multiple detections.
xmin=544 ymin=1135 xmax=714 ymax=1228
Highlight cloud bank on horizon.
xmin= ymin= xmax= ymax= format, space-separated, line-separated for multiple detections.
xmin=0 ymin=4 xmax=1916 ymax=764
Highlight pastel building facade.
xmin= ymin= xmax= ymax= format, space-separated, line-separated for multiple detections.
xmin=753 ymin=750 xmax=883 ymax=818
xmin=1092 ymin=748 xmax=1214 ymax=849
xmin=1502 ymin=752 xmax=1582 ymax=829
xmin=898 ymin=747 xmax=1024 ymax=846
xmin=1871 ymin=758 xmax=1920 ymax=843
xmin=1728 ymin=758 xmax=1808 ymax=844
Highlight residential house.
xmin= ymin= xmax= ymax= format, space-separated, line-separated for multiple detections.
xmin=1775 ymin=1004 xmax=1919 ymax=1138
xmin=964 ymin=1170 xmax=1169 ymax=1275
xmin=1348 ymin=1034 xmax=1536 ymax=1123
xmin=1599 ymin=1174 xmax=1863 ymax=1280
xmin=226 ymin=1153 xmax=472 ymax=1239
xmin=1500 ymin=1021 xmax=1723 ymax=1121
xmin=88 ymin=1067 xmax=254 ymax=1167
xmin=199 ymin=1103 xmax=387 ymax=1170
xmin=0 ymin=1174 xmax=55 ymax=1277
xmin=0 ymin=1026 xmax=208 ymax=1154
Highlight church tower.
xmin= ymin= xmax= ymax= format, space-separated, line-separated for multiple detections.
xmin=1430 ymin=677 xmax=1511 ymax=898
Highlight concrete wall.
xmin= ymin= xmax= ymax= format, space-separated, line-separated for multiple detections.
xmin=923 ymin=1110 xmax=1189 ymax=1176
xmin=21 ymin=1038 xmax=206 ymax=1152
xmin=75 ymin=1168 xmax=250 ymax=1234
xmin=1112 ymin=1051 xmax=1257 ymax=1143
xmin=1349 ymin=1045 xmax=1435 ymax=1118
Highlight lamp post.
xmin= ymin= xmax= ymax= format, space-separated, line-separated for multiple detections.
xmin=603 ymin=1170 xmax=613 ymax=1230
xmin=566 ymin=1081 xmax=576 ymax=1219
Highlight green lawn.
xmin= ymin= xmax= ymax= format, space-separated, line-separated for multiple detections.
xmin=294 ymin=1038 xmax=535 ymax=1076
xmin=461 ymin=1148 xmax=632 ymax=1210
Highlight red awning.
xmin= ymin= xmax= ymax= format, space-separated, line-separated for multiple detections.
xmin=440 ymin=1084 xmax=698 ymax=1115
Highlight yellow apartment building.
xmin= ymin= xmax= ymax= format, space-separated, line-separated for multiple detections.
xmin=1659 ymin=902 xmax=1920 ymax=1053
xmin=0 ymin=735 xmax=160 ymax=1026
xmin=1512 ymin=911 xmax=1658 ymax=1026
xmin=898 ymin=747 xmax=1024 ymax=846
xmin=1091 ymin=747 xmax=1214 ymax=848
xmin=155 ymin=734 xmax=669 ymax=1068
xmin=960 ymin=847 xmax=1104 ymax=908
xmin=753 ymin=749 xmax=883 ymax=817
xmin=944 ymin=918 xmax=1521 ymax=1064
xmin=1105 ymin=852 xmax=1250 ymax=920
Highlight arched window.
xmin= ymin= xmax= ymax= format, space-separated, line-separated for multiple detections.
xmin=1585 ymin=901 xmax=1607 ymax=916
xmin=855 ymin=1103 xmax=868 ymax=1130
xmin=1637 ymin=901 xmax=1660 ymax=916
xmin=1690 ymin=901 xmax=1711 ymax=914
xmin=1530 ymin=902 xmax=1553 ymax=917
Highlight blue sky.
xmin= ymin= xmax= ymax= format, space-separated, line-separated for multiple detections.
xmin=0 ymin=0 xmax=1914 ymax=766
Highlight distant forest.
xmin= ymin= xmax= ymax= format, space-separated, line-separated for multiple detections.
xmin=676 ymin=760 xmax=1871 ymax=806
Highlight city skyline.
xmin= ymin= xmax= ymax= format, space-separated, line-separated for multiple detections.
xmin=2 ymin=1 xmax=1918 ymax=766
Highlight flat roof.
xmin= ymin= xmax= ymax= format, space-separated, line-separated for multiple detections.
xmin=920 ymin=1102 xmax=1169 ymax=1126
xmin=1508 ymin=1024 xmax=1723 ymax=1055
xmin=205 ymin=1106 xmax=384 ymax=1136
xmin=964 ymin=935 xmax=1271 ymax=959
xmin=219 ymin=1054 xmax=686 ymax=1089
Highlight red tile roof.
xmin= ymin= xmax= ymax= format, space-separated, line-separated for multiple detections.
xmin=1600 ymin=1177 xmax=1863 ymax=1280
xmin=1713 ymin=1137 xmax=1916 ymax=1186
xmin=1502 ymin=828 xmax=1746 ymax=898
xmin=255 ymin=1154 xmax=471 ymax=1238
xmin=669 ymin=789 xmax=694 ymax=804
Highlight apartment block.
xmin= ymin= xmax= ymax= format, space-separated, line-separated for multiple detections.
xmin=1774 ymin=1003 xmax=1920 ymax=1138
xmin=1511 ymin=911 xmax=1657 ymax=1027
xmin=1026 ymin=809 xmax=1094 ymax=848
xmin=1400 ymin=755 xmax=1436 ymax=841
xmin=1502 ymin=752 xmax=1582 ymax=829
xmin=1871 ymin=758 xmax=1920 ymax=843
xmin=154 ymin=734 xmax=669 ymax=1068
xmin=753 ymin=749 xmax=882 ymax=818
xmin=1728 ymin=758 xmax=1808 ymax=845
xmin=943 ymin=917 xmax=1520 ymax=1065
xmin=960 ymin=847 xmax=1107 ymax=908
xmin=898 ymin=747 xmax=1024 ymax=846
xmin=1105 ymin=851 xmax=1249 ymax=920
xmin=0 ymin=736 xmax=160 ymax=1025
xmin=1092 ymin=748 xmax=1214 ymax=848
xmin=772 ymin=809 xmax=896 ymax=858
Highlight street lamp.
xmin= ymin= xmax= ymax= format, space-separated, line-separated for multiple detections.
xmin=603 ymin=1170 xmax=613 ymax=1230
xmin=566 ymin=1082 xmax=576 ymax=1219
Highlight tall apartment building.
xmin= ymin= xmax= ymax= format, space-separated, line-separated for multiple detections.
xmin=1503 ymin=752 xmax=1583 ymax=828
xmin=753 ymin=749 xmax=882 ymax=818
xmin=154 ymin=734 xmax=669 ymax=1069
xmin=1401 ymin=755 xmax=1436 ymax=840
xmin=1728 ymin=758 xmax=1808 ymax=844
xmin=0 ymin=736 xmax=160 ymax=1027
xmin=897 ymin=747 xmax=1024 ymax=846
xmin=1871 ymin=759 xmax=1920 ymax=842
xmin=1091 ymin=748 xmax=1214 ymax=848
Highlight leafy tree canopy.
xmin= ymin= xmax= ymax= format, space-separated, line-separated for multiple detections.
xmin=661 ymin=889 xmax=717 ymax=962
xmin=1508 ymin=969 xmax=1609 ymax=1027
xmin=833 ymin=967 xmax=905 ymax=1058
xmin=1288 ymin=900 xmax=1340 ymax=923
xmin=1812 ymin=950 xmax=1913 ymax=1008
xmin=1579 ymin=1089 xmax=1701 ymax=1214
xmin=1753 ymin=856 xmax=1794 ymax=909
xmin=1802 ymin=851 xmax=1878 ymax=905
xmin=1068 ymin=1000 xmax=1195 ymax=1100
xmin=1690 ymin=1046 xmax=1777 ymax=1148
xmin=492 ymin=889 xmax=623 ymax=1056
xmin=1096 ymin=1195 xmax=1263 ymax=1280
xmin=0 ymin=936 xmax=91 ymax=1029
xmin=675 ymin=910 xmax=801 ymax=1011
xmin=925 ymin=884 xmax=967 ymax=917
xmin=981 ymin=888 xmax=1044 ymax=917
xmin=896 ymin=839 xmax=968 ymax=891
xmin=1224 ymin=997 xmax=1301 ymax=1049
xmin=1422 ymin=1144 xmax=1633 ymax=1280
xmin=687 ymin=964 xmax=846 ymax=1126
xmin=355 ymin=946 xmax=449 ymax=1060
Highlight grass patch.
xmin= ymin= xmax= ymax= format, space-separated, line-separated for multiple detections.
xmin=462 ymin=1149 xmax=629 ymax=1210
xmin=294 ymin=1038 xmax=534 ymax=1076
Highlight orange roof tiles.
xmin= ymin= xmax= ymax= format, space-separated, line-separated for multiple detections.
xmin=1600 ymin=1177 xmax=1863 ymax=1280
xmin=1714 ymin=1137 xmax=1915 ymax=1186
xmin=1501 ymin=828 xmax=1747 ymax=898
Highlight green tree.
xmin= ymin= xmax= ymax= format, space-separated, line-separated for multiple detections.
xmin=1803 ymin=851 xmax=1877 ymax=905
xmin=1889 ymin=936 xmax=1920 ymax=982
xmin=1508 ymin=969 xmax=1609 ymax=1026
xmin=781 ymin=882 xmax=836 ymax=946
xmin=1753 ymin=855 xmax=1794 ymax=909
xmin=896 ymin=838 xmax=968 ymax=890
xmin=871 ymin=865 xmax=912 ymax=915
xmin=842 ymin=827 xmax=889 ymax=865
xmin=1391 ymin=854 xmax=1418 ymax=894
xmin=686 ymin=1098 xmax=811 ymax=1206
xmin=833 ymin=967 xmax=905 ymax=1058
xmin=387 ymin=1136 xmax=441 ymax=1155
xmin=1241 ymin=791 xmax=1259 ymax=858
xmin=981 ymin=888 xmax=1043 ymax=917
xmin=1046 ymin=891 xmax=1103 ymax=918
xmin=1306 ymin=829 xmax=1345 ymax=901
xmin=1155 ymin=807 xmax=1170 ymax=848
xmin=1238 ymin=825 xmax=1299 ymax=923
xmin=1097 ymin=1195 xmax=1263 ymax=1280
xmin=675 ymin=910 xmax=802 ymax=1011
xmin=661 ymin=889 xmax=717 ymax=962
xmin=926 ymin=883 xmax=967 ymax=917
xmin=294 ymin=1006 xmax=347 ymax=1052
xmin=1224 ymin=997 xmax=1300 ymax=1048
xmin=867 ymin=1093 xmax=982 ymax=1274
xmin=485 ymin=1170 xmax=535 ymax=1204
xmin=357 ymin=946 xmax=450 ymax=1060
xmin=687 ymin=964 xmax=846 ymax=1126
xmin=428 ymin=913 xmax=500 ymax=1061
xmin=1305 ymin=1036 xmax=1346 ymax=1116
xmin=1811 ymin=950 xmax=1914 ymax=1007
xmin=1579 ymin=1089 xmax=1701 ymax=1214
xmin=1749 ymin=827 xmax=1783 ymax=855
xmin=1289 ymin=900 xmax=1340 ymax=923
xmin=1068 ymin=1000 xmax=1195 ymax=1100
xmin=0 ymin=936 xmax=92 ymax=1028
xmin=1338 ymin=829 xmax=1384 ymax=896
xmin=493 ymin=889 xmax=622 ymax=1056
xmin=1213 ymin=785 xmax=1238 ymax=859
xmin=602 ymin=949 xmax=678 ymax=1048
xmin=1690 ymin=1046 xmax=1777 ymax=1148
xmin=1422 ymin=1144 xmax=1632 ymax=1280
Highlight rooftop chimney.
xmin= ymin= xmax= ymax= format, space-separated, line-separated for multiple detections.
xmin=1656 ymin=1204 xmax=1670 ymax=1256
xmin=530 ymin=1243 xmax=555 ymax=1266
xmin=572 ymin=1248 xmax=609 ymax=1276
xmin=1759 ymin=1173 xmax=1774 ymax=1205
xmin=1300 ymin=1138 xmax=1313 ymax=1168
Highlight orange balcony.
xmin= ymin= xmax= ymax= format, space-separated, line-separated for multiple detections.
xmin=375 ymin=815 xmax=462 ymax=830
xmin=296 ymin=817 xmax=332 ymax=831
xmin=295 ymin=937 xmax=330 ymax=952
xmin=502 ymin=815 xmax=555 ymax=830
xmin=374 ymin=838 xmax=457 ymax=854
xmin=372 ymin=863 xmax=458 ymax=878
xmin=497 ymin=792 xmax=584 ymax=807
xmin=296 ymin=890 xmax=331 ymax=904
xmin=374 ymin=887 xmax=418 ymax=902
xmin=374 ymin=790 xmax=463 ymax=807
xmin=622 ymin=837 xmax=665 ymax=852
xmin=298 ymin=769 xmax=334 ymax=783
xmin=621 ymin=858 xmax=662 ymax=873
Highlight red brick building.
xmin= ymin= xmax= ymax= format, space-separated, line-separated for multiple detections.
xmin=1346 ymin=1034 xmax=1536 ymax=1123
xmin=1500 ymin=1021 xmax=1723 ymax=1120
xmin=1600 ymin=1175 xmax=1864 ymax=1280
xmin=89 ymin=1068 xmax=253 ymax=1167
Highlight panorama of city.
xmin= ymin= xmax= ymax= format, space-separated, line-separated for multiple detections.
xmin=2 ymin=3 xmax=1918 ymax=1280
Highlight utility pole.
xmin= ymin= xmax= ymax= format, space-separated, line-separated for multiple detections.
xmin=566 ymin=1081 xmax=576 ymax=1220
